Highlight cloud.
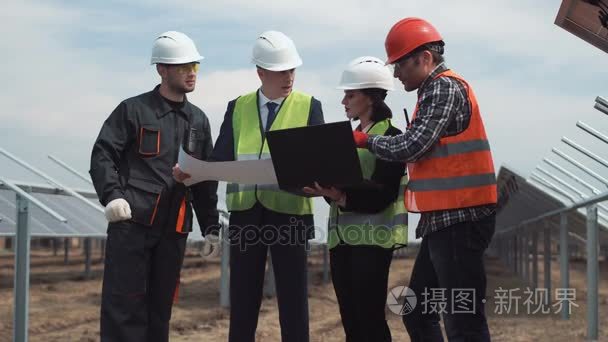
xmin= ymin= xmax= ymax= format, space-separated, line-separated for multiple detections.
xmin=0 ymin=1 xmax=149 ymax=139
xmin=133 ymin=0 xmax=608 ymax=67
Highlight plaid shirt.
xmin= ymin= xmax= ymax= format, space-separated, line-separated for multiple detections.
xmin=369 ymin=63 xmax=495 ymax=238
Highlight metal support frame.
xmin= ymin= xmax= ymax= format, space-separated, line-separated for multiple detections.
xmin=13 ymin=194 xmax=30 ymax=342
xmin=219 ymin=215 xmax=231 ymax=308
xmin=586 ymin=205 xmax=599 ymax=341
xmin=48 ymin=155 xmax=93 ymax=185
xmin=594 ymin=96 xmax=608 ymax=115
xmin=576 ymin=121 xmax=608 ymax=144
xmin=529 ymin=177 xmax=596 ymax=230
xmin=84 ymin=238 xmax=91 ymax=279
xmin=0 ymin=148 xmax=103 ymax=214
xmin=529 ymin=175 xmax=577 ymax=203
xmin=520 ymin=234 xmax=525 ymax=278
xmin=529 ymin=175 xmax=608 ymax=225
xmin=543 ymin=158 xmax=607 ymax=196
xmin=496 ymin=189 xmax=607 ymax=338
xmin=0 ymin=178 xmax=67 ymax=223
xmin=64 ymin=238 xmax=70 ymax=264
xmin=524 ymin=232 xmax=530 ymax=284
xmin=5 ymin=179 xmax=67 ymax=342
xmin=497 ymin=96 xmax=608 ymax=334
xmin=52 ymin=238 xmax=59 ymax=256
xmin=552 ymin=148 xmax=608 ymax=187
xmin=559 ymin=213 xmax=570 ymax=320
xmin=544 ymin=225 xmax=552 ymax=302
xmin=532 ymin=231 xmax=539 ymax=289
xmin=562 ymin=137 xmax=608 ymax=169
xmin=509 ymin=238 xmax=514 ymax=270
xmin=513 ymin=235 xmax=519 ymax=274
xmin=535 ymin=167 xmax=608 ymax=215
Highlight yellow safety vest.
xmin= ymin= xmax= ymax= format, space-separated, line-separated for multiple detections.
xmin=226 ymin=90 xmax=313 ymax=215
xmin=328 ymin=119 xmax=408 ymax=249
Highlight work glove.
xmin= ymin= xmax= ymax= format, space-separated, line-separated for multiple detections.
xmin=200 ymin=234 xmax=221 ymax=259
xmin=353 ymin=130 xmax=369 ymax=148
xmin=104 ymin=198 xmax=132 ymax=222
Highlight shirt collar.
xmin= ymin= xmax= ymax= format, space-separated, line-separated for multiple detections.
xmin=258 ymin=88 xmax=285 ymax=107
xmin=152 ymin=85 xmax=193 ymax=119
xmin=361 ymin=122 xmax=375 ymax=133
xmin=417 ymin=62 xmax=448 ymax=97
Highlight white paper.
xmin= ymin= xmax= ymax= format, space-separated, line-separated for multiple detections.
xmin=178 ymin=148 xmax=278 ymax=186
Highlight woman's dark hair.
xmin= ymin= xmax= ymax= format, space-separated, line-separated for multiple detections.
xmin=360 ymin=88 xmax=392 ymax=122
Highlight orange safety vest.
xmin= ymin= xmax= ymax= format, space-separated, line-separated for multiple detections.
xmin=405 ymin=69 xmax=497 ymax=212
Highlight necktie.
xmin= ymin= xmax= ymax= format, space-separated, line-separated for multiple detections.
xmin=266 ymin=102 xmax=278 ymax=131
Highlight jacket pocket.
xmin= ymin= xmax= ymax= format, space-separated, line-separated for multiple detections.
xmin=125 ymin=177 xmax=163 ymax=226
xmin=138 ymin=126 xmax=160 ymax=156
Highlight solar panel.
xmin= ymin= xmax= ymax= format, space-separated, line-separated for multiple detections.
xmin=496 ymin=166 xmax=608 ymax=243
xmin=0 ymin=186 xmax=227 ymax=240
xmin=0 ymin=188 xmax=106 ymax=237
xmin=555 ymin=0 xmax=608 ymax=53
xmin=0 ymin=190 xmax=17 ymax=234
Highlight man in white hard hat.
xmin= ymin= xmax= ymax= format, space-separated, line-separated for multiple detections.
xmin=90 ymin=31 xmax=218 ymax=342
xmin=212 ymin=30 xmax=324 ymax=341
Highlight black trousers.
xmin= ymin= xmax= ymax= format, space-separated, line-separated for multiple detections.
xmin=100 ymin=221 xmax=187 ymax=342
xmin=228 ymin=202 xmax=313 ymax=342
xmin=330 ymin=243 xmax=393 ymax=342
xmin=403 ymin=214 xmax=495 ymax=342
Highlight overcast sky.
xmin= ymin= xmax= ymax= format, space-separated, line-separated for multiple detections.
xmin=1 ymin=0 xmax=607 ymax=241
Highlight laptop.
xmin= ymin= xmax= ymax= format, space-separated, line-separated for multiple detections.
xmin=265 ymin=121 xmax=371 ymax=195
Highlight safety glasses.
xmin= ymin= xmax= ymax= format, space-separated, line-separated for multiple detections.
xmin=172 ymin=62 xmax=200 ymax=74
xmin=389 ymin=54 xmax=414 ymax=75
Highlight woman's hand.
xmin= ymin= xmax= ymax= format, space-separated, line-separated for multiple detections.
xmin=302 ymin=182 xmax=344 ymax=202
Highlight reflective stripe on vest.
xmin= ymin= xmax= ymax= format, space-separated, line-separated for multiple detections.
xmin=328 ymin=119 xmax=408 ymax=249
xmin=405 ymin=70 xmax=497 ymax=212
xmin=226 ymin=90 xmax=313 ymax=215
xmin=417 ymin=139 xmax=490 ymax=161
xmin=175 ymin=197 xmax=186 ymax=233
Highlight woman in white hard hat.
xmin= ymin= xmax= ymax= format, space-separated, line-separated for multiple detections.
xmin=304 ymin=56 xmax=407 ymax=342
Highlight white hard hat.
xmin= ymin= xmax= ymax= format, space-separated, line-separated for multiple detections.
xmin=337 ymin=56 xmax=395 ymax=91
xmin=252 ymin=31 xmax=302 ymax=71
xmin=150 ymin=31 xmax=204 ymax=65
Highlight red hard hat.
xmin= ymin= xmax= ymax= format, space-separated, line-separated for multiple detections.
xmin=385 ymin=17 xmax=443 ymax=64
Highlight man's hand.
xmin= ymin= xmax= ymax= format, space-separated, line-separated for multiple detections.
xmin=172 ymin=163 xmax=191 ymax=183
xmin=200 ymin=234 xmax=221 ymax=259
xmin=104 ymin=198 xmax=132 ymax=222
xmin=353 ymin=130 xmax=369 ymax=148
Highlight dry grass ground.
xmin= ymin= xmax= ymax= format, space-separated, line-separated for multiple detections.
xmin=0 ymin=246 xmax=606 ymax=341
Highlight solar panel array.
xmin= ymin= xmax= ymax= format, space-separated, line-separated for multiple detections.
xmin=0 ymin=184 xmax=223 ymax=240
xmin=0 ymin=187 xmax=107 ymax=237
xmin=495 ymin=166 xmax=608 ymax=242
